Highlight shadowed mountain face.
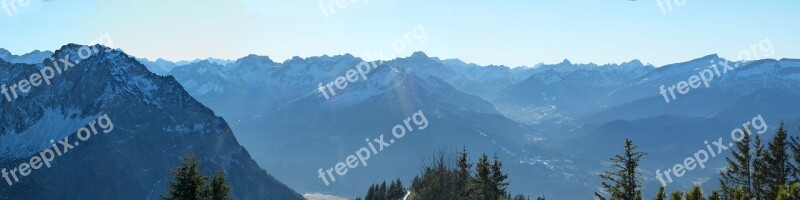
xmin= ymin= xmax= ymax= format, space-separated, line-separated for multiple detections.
xmin=162 ymin=50 xmax=800 ymax=199
xmin=0 ymin=45 xmax=304 ymax=200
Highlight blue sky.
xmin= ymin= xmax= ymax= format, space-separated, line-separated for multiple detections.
xmin=0 ymin=0 xmax=798 ymax=67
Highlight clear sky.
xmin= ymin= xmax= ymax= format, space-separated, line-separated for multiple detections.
xmin=1 ymin=0 xmax=798 ymax=67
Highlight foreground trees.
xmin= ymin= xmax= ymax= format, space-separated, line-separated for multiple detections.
xmin=358 ymin=148 xmax=540 ymax=200
xmin=162 ymin=155 xmax=232 ymax=200
xmin=596 ymin=122 xmax=800 ymax=200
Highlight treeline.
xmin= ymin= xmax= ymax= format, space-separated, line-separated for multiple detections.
xmin=358 ymin=148 xmax=544 ymax=200
xmin=357 ymin=179 xmax=405 ymax=200
xmin=596 ymin=122 xmax=800 ymax=200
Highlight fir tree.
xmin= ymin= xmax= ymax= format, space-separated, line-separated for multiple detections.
xmin=206 ymin=169 xmax=231 ymax=200
xmin=491 ymin=153 xmax=509 ymax=198
xmin=708 ymin=190 xmax=721 ymax=200
xmin=720 ymin=126 xmax=753 ymax=199
xmin=668 ymin=190 xmax=683 ymax=200
xmin=473 ymin=154 xmax=493 ymax=200
xmin=388 ymin=178 xmax=405 ymax=199
xmin=162 ymin=156 xmax=208 ymax=200
xmin=458 ymin=147 xmax=474 ymax=198
xmin=752 ymin=133 xmax=768 ymax=199
xmin=789 ymin=125 xmax=800 ymax=181
xmin=595 ymin=139 xmax=646 ymax=200
xmin=653 ymin=186 xmax=666 ymax=200
xmin=685 ymin=185 xmax=703 ymax=200
xmin=762 ymin=121 xmax=791 ymax=199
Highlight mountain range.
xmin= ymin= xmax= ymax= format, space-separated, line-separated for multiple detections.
xmin=1 ymin=46 xmax=798 ymax=199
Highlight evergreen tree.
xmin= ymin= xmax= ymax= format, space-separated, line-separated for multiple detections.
xmin=366 ymin=184 xmax=375 ymax=200
xmin=388 ymin=178 xmax=405 ymax=199
xmin=491 ymin=153 xmax=509 ymax=198
xmin=707 ymin=190 xmax=721 ymax=200
xmin=752 ymin=133 xmax=768 ymax=199
xmin=379 ymin=181 xmax=388 ymax=200
xmin=668 ymin=190 xmax=683 ymax=200
xmin=653 ymin=186 xmax=666 ymax=200
xmin=634 ymin=190 xmax=642 ymax=200
xmin=720 ymin=126 xmax=753 ymax=199
xmin=731 ymin=188 xmax=751 ymax=200
xmin=789 ymin=126 xmax=800 ymax=181
xmin=595 ymin=139 xmax=646 ymax=200
xmin=684 ymin=185 xmax=703 ymax=200
xmin=162 ymin=156 xmax=208 ymax=200
xmin=206 ymin=169 xmax=231 ymax=200
xmin=458 ymin=147 xmax=474 ymax=198
xmin=762 ymin=121 xmax=791 ymax=199
xmin=473 ymin=154 xmax=493 ymax=200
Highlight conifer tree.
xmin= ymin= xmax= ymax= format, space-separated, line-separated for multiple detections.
xmin=668 ymin=190 xmax=683 ymax=200
xmin=653 ymin=186 xmax=666 ymax=200
xmin=388 ymin=179 xmax=405 ymax=199
xmin=366 ymin=184 xmax=375 ymax=200
xmin=708 ymin=190 xmax=721 ymax=200
xmin=595 ymin=139 xmax=646 ymax=200
xmin=491 ymin=153 xmax=509 ymax=198
xmin=720 ymin=126 xmax=753 ymax=199
xmin=762 ymin=121 xmax=791 ymax=199
xmin=162 ymin=156 xmax=208 ymax=200
xmin=206 ymin=169 xmax=231 ymax=200
xmin=685 ymin=185 xmax=703 ymax=200
xmin=458 ymin=147 xmax=473 ymax=198
xmin=473 ymin=154 xmax=493 ymax=200
xmin=789 ymin=126 xmax=800 ymax=181
xmin=161 ymin=155 xmax=232 ymax=200
xmin=752 ymin=133 xmax=768 ymax=199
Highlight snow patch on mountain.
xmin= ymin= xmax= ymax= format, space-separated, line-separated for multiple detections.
xmin=0 ymin=107 xmax=100 ymax=159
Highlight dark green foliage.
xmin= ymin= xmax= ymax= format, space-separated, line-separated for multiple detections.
xmin=595 ymin=139 xmax=646 ymax=200
xmin=708 ymin=190 xmax=721 ymax=200
xmin=364 ymin=180 xmax=402 ymax=200
xmin=762 ymin=122 xmax=791 ymax=199
xmin=163 ymin=156 xmax=208 ymax=200
xmin=720 ymin=125 xmax=754 ymax=199
xmin=776 ymin=183 xmax=800 ymax=200
xmin=207 ymin=169 xmax=232 ymax=200
xmin=458 ymin=147 xmax=474 ymax=198
xmin=161 ymin=155 xmax=232 ymax=200
xmin=668 ymin=190 xmax=683 ymax=200
xmin=388 ymin=179 xmax=406 ymax=199
xmin=364 ymin=149 xmax=531 ymax=200
xmin=653 ymin=186 xmax=666 ymax=200
xmin=685 ymin=185 xmax=703 ymax=200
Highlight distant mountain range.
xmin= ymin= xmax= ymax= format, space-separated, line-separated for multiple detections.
xmin=2 ymin=46 xmax=798 ymax=199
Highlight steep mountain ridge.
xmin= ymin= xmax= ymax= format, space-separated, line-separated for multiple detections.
xmin=0 ymin=44 xmax=303 ymax=200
